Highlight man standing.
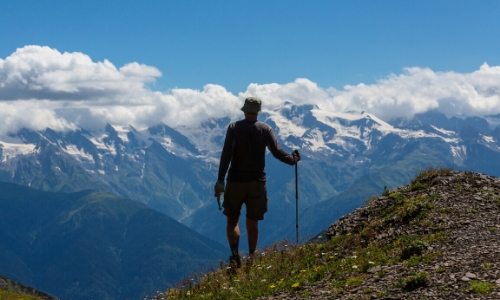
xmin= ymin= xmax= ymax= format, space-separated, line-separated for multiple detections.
xmin=214 ymin=97 xmax=300 ymax=267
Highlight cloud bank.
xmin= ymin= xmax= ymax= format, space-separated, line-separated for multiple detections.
xmin=1 ymin=45 xmax=500 ymax=136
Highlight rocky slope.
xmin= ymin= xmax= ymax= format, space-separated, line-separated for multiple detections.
xmin=0 ymin=275 xmax=54 ymax=299
xmin=260 ymin=170 xmax=500 ymax=299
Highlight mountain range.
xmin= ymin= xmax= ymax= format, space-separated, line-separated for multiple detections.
xmin=1 ymin=104 xmax=500 ymax=251
xmin=0 ymin=182 xmax=226 ymax=300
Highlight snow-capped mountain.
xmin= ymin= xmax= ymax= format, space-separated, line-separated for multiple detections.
xmin=1 ymin=104 xmax=499 ymax=247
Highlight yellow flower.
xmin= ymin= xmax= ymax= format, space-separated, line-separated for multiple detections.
xmin=292 ymin=282 xmax=300 ymax=288
xmin=270 ymin=284 xmax=276 ymax=289
xmin=329 ymin=255 xmax=334 ymax=259
xmin=300 ymin=269 xmax=306 ymax=273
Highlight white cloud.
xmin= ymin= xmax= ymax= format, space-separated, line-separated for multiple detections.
xmin=323 ymin=64 xmax=500 ymax=120
xmin=1 ymin=45 xmax=500 ymax=136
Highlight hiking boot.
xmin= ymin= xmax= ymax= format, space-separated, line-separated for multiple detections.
xmin=229 ymin=254 xmax=241 ymax=268
xmin=226 ymin=254 xmax=241 ymax=275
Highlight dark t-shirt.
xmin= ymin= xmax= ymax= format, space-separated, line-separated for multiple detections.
xmin=217 ymin=119 xmax=295 ymax=182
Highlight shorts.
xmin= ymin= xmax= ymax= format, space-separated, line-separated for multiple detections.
xmin=222 ymin=181 xmax=268 ymax=221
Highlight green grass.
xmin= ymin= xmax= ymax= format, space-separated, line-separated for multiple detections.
xmin=160 ymin=230 xmax=437 ymax=299
xmin=469 ymin=280 xmax=497 ymax=294
xmin=158 ymin=188 xmax=444 ymax=298
xmin=0 ymin=290 xmax=47 ymax=300
xmin=411 ymin=166 xmax=453 ymax=185
xmin=156 ymin=167 xmax=475 ymax=299
xmin=395 ymin=272 xmax=430 ymax=291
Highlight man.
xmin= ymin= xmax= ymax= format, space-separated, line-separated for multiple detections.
xmin=214 ymin=97 xmax=300 ymax=267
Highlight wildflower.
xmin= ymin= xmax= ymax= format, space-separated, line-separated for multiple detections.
xmin=270 ymin=284 xmax=276 ymax=289
xmin=300 ymin=269 xmax=306 ymax=273
xmin=186 ymin=291 xmax=191 ymax=296
xmin=261 ymin=279 xmax=267 ymax=282
xmin=352 ymin=265 xmax=358 ymax=269
xmin=292 ymin=282 xmax=300 ymax=288
xmin=291 ymin=271 xmax=295 ymax=274
xmin=347 ymin=232 xmax=351 ymax=236
xmin=329 ymin=255 xmax=334 ymax=259
xmin=368 ymin=261 xmax=375 ymax=264
xmin=267 ymin=265 xmax=272 ymax=269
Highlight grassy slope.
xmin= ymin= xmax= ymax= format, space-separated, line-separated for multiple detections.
xmin=157 ymin=167 xmax=500 ymax=299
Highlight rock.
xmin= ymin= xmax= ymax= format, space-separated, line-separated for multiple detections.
xmin=368 ymin=266 xmax=382 ymax=274
xmin=0 ymin=278 xmax=8 ymax=290
xmin=465 ymin=272 xmax=477 ymax=279
xmin=461 ymin=276 xmax=470 ymax=282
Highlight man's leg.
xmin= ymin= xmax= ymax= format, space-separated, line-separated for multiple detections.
xmin=246 ymin=218 xmax=259 ymax=255
xmin=226 ymin=215 xmax=240 ymax=256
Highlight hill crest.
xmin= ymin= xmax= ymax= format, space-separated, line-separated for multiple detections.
xmin=159 ymin=169 xmax=500 ymax=299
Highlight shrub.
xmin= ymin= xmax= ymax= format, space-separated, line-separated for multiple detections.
xmin=399 ymin=236 xmax=429 ymax=260
xmin=411 ymin=166 xmax=453 ymax=184
xmin=396 ymin=272 xmax=430 ymax=291
xmin=469 ymin=280 xmax=496 ymax=294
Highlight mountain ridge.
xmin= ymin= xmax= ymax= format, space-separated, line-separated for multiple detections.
xmin=0 ymin=182 xmax=227 ymax=300
xmin=1 ymin=106 xmax=500 ymax=250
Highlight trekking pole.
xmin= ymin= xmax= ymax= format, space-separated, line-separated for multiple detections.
xmin=293 ymin=150 xmax=299 ymax=244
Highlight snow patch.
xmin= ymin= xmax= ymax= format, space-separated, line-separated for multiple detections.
xmin=111 ymin=125 xmax=131 ymax=143
xmin=481 ymin=135 xmax=495 ymax=143
xmin=430 ymin=125 xmax=455 ymax=136
xmin=0 ymin=141 xmax=37 ymax=162
xmin=63 ymin=145 xmax=94 ymax=163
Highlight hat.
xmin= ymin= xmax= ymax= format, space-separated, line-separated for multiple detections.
xmin=241 ymin=97 xmax=262 ymax=114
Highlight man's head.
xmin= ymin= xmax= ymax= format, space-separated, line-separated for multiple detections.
xmin=241 ymin=97 xmax=262 ymax=115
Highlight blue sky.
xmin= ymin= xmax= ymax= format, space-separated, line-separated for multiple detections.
xmin=1 ymin=1 xmax=500 ymax=134
xmin=2 ymin=0 xmax=499 ymax=93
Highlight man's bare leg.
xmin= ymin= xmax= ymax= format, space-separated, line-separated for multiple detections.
xmin=227 ymin=216 xmax=240 ymax=256
xmin=246 ymin=218 xmax=259 ymax=255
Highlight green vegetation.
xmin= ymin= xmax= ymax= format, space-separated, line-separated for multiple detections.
xmin=411 ymin=166 xmax=453 ymax=184
xmin=160 ymin=227 xmax=444 ymax=299
xmin=0 ymin=290 xmax=47 ymax=300
xmin=469 ymin=280 xmax=496 ymax=294
xmin=395 ymin=272 xmax=430 ymax=291
xmin=157 ymin=167 xmax=460 ymax=299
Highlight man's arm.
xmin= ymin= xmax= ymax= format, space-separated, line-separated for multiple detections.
xmin=217 ymin=125 xmax=234 ymax=181
xmin=266 ymin=127 xmax=296 ymax=165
